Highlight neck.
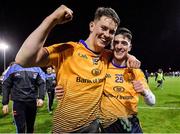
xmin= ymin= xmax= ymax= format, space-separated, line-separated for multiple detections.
xmin=85 ymin=37 xmax=103 ymax=53
xmin=112 ymin=58 xmax=127 ymax=67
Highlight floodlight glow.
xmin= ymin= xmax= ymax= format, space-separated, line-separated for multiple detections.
xmin=0 ymin=41 xmax=9 ymax=71
xmin=0 ymin=42 xmax=9 ymax=50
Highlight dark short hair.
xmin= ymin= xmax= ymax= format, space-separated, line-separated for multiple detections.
xmin=115 ymin=27 xmax=132 ymax=41
xmin=94 ymin=7 xmax=120 ymax=26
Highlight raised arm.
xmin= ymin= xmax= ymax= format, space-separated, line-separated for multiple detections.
xmin=15 ymin=5 xmax=73 ymax=67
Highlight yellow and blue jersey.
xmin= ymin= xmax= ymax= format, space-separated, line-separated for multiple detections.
xmin=45 ymin=40 xmax=111 ymax=132
xmin=100 ymin=62 xmax=149 ymax=127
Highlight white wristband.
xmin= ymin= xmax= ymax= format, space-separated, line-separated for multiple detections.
xmin=143 ymin=89 xmax=156 ymax=106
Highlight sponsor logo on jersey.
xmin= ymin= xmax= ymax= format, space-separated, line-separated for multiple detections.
xmin=105 ymin=73 xmax=111 ymax=78
xmin=78 ymin=53 xmax=88 ymax=59
xmin=76 ymin=77 xmax=104 ymax=83
xmin=113 ymin=86 xmax=125 ymax=92
xmin=104 ymin=93 xmax=133 ymax=100
xmin=91 ymin=68 xmax=101 ymax=76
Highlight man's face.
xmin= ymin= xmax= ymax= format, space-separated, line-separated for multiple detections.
xmin=90 ymin=16 xmax=118 ymax=50
xmin=113 ymin=34 xmax=131 ymax=60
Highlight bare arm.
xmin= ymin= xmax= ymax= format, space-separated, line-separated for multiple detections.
xmin=15 ymin=5 xmax=73 ymax=67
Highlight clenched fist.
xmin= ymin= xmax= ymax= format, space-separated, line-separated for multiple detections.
xmin=50 ymin=5 xmax=73 ymax=25
xmin=132 ymin=80 xmax=145 ymax=94
xmin=37 ymin=99 xmax=44 ymax=107
xmin=2 ymin=105 xmax=9 ymax=115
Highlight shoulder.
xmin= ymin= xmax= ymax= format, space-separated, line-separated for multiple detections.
xmin=44 ymin=41 xmax=79 ymax=54
xmin=33 ymin=67 xmax=43 ymax=72
xmin=133 ymin=68 xmax=144 ymax=74
xmin=2 ymin=64 xmax=20 ymax=80
xmin=133 ymin=69 xmax=146 ymax=78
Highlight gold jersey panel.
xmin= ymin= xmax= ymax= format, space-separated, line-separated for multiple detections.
xmin=45 ymin=41 xmax=111 ymax=132
xmin=100 ymin=62 xmax=149 ymax=127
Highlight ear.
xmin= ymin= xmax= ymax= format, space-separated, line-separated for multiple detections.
xmin=128 ymin=44 xmax=132 ymax=52
xmin=89 ymin=21 xmax=94 ymax=32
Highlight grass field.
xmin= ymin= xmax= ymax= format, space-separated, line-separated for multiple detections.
xmin=138 ymin=76 xmax=180 ymax=133
xmin=0 ymin=76 xmax=180 ymax=133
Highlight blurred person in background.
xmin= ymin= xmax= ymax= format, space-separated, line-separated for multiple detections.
xmin=45 ymin=66 xmax=56 ymax=113
xmin=155 ymin=68 xmax=165 ymax=89
xmin=2 ymin=62 xmax=46 ymax=133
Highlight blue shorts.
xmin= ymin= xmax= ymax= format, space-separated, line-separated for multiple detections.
xmin=103 ymin=115 xmax=143 ymax=133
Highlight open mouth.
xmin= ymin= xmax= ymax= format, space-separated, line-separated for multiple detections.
xmin=116 ymin=48 xmax=125 ymax=54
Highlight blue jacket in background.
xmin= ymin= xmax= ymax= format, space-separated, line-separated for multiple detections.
xmin=2 ymin=64 xmax=46 ymax=105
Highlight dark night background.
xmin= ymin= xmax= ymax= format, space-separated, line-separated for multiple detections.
xmin=0 ymin=0 xmax=180 ymax=74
